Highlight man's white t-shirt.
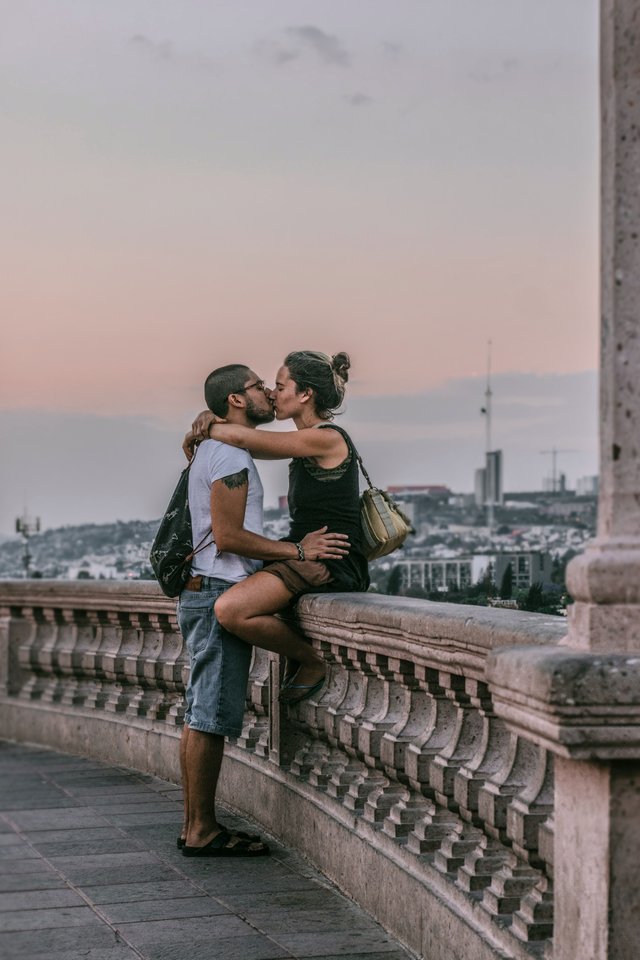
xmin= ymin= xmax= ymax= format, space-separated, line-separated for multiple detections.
xmin=188 ymin=439 xmax=264 ymax=583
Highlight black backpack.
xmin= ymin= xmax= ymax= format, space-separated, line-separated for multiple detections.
xmin=149 ymin=462 xmax=213 ymax=598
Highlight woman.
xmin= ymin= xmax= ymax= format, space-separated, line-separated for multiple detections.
xmin=188 ymin=350 xmax=369 ymax=703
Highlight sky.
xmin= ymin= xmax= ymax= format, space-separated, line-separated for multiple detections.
xmin=1 ymin=1 xmax=600 ymax=533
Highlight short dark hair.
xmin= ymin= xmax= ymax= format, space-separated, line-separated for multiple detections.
xmin=284 ymin=351 xmax=351 ymax=420
xmin=204 ymin=364 xmax=252 ymax=416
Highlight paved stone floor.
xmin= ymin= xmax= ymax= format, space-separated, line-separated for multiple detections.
xmin=0 ymin=741 xmax=413 ymax=960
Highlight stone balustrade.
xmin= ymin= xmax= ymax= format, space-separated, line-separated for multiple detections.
xmin=0 ymin=580 xmax=567 ymax=960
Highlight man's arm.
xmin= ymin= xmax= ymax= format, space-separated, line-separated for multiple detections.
xmin=211 ymin=471 xmax=350 ymax=561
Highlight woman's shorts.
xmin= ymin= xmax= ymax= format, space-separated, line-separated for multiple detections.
xmin=178 ymin=577 xmax=252 ymax=738
xmin=263 ymin=558 xmax=333 ymax=597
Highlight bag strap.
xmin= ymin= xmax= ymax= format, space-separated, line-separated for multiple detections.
xmin=188 ymin=529 xmax=214 ymax=561
xmin=183 ymin=450 xmax=214 ymax=562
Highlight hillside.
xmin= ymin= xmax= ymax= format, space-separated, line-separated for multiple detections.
xmin=0 ymin=519 xmax=160 ymax=580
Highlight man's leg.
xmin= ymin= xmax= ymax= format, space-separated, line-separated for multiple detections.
xmin=184 ymin=729 xmax=225 ymax=848
xmin=179 ymin=725 xmax=190 ymax=842
xmin=215 ymin=573 xmax=325 ymax=687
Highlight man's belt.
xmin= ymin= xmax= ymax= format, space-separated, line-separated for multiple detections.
xmin=184 ymin=575 xmax=202 ymax=591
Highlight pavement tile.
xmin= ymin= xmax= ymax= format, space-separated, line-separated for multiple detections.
xmin=0 ymin=834 xmax=22 ymax=847
xmin=0 ymin=798 xmax=80 ymax=811
xmin=0 ymin=844 xmax=44 ymax=860
xmin=195 ymin=870 xmax=330 ymax=896
xmin=219 ymin=887 xmax=344 ymax=912
xmin=80 ymin=794 xmax=179 ymax=807
xmin=0 ymin=859 xmax=54 ymax=876
xmin=0 ymin=888 xmax=86 ymax=912
xmin=60 ymin=784 xmax=151 ymax=796
xmin=246 ymin=907 xmax=381 ymax=936
xmin=10 ymin=808 xmax=106 ymax=830
xmin=41 ymin=950 xmax=141 ymax=960
xmin=74 ymin=863 xmax=175 ymax=886
xmin=85 ymin=801 xmax=180 ymax=816
xmin=102 ymin=811 xmax=184 ymax=826
xmin=118 ymin=914 xmax=254 ymax=945
xmin=82 ymin=879 xmax=208 ymax=904
xmin=298 ymin=955 xmax=412 ymax=960
xmin=46 ymin=851 xmax=163 ymax=872
xmin=31 ymin=838 xmax=148 ymax=858
xmin=0 ymin=874 xmax=67 ymax=893
xmin=0 ymin=904 xmax=101 ymax=932
xmin=0 ymin=923 xmax=122 ymax=958
xmin=100 ymin=895 xmax=227 ymax=923
xmin=16 ymin=827 xmax=124 ymax=844
xmin=137 ymin=934 xmax=290 ymax=960
xmin=272 ymin=932 xmax=404 ymax=956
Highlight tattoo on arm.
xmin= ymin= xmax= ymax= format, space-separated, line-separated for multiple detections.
xmin=221 ymin=468 xmax=249 ymax=490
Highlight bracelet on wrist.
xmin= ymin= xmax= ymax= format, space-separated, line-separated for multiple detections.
xmin=295 ymin=542 xmax=305 ymax=561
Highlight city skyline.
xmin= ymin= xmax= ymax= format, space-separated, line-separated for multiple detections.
xmin=1 ymin=1 xmax=600 ymax=532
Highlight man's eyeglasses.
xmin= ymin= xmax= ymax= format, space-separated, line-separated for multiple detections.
xmin=238 ymin=379 xmax=266 ymax=393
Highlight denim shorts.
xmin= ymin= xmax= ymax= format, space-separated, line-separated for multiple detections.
xmin=177 ymin=578 xmax=252 ymax=738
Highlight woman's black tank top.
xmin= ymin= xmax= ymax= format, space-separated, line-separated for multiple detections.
xmin=285 ymin=424 xmax=369 ymax=591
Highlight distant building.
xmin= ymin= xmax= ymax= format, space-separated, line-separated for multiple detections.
xmin=474 ymin=468 xmax=487 ymax=507
xmin=486 ymin=450 xmax=503 ymax=505
xmin=543 ymin=472 xmax=567 ymax=494
xmin=576 ymin=475 xmax=599 ymax=497
xmin=396 ymin=550 xmax=551 ymax=594
xmin=278 ymin=495 xmax=289 ymax=513
xmin=387 ymin=485 xmax=451 ymax=502
xmin=473 ymin=451 xmax=503 ymax=508
xmin=397 ymin=555 xmax=493 ymax=593
xmin=388 ymin=486 xmax=452 ymax=530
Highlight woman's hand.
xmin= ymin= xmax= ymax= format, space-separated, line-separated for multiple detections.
xmin=300 ymin=526 xmax=350 ymax=561
xmin=182 ymin=410 xmax=227 ymax=461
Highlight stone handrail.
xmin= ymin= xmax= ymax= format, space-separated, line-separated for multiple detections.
xmin=0 ymin=581 xmax=567 ymax=960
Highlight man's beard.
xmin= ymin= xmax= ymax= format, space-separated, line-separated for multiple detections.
xmin=246 ymin=397 xmax=275 ymax=425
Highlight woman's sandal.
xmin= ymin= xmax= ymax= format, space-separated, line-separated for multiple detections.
xmin=177 ymin=827 xmax=260 ymax=849
xmin=182 ymin=830 xmax=270 ymax=858
xmin=278 ymin=672 xmax=326 ymax=705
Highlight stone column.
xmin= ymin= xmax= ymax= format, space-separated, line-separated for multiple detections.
xmin=565 ymin=0 xmax=640 ymax=654
xmin=490 ymin=6 xmax=640 ymax=957
xmin=558 ymin=5 xmax=640 ymax=955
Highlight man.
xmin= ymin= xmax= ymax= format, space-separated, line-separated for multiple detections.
xmin=179 ymin=363 xmax=346 ymax=857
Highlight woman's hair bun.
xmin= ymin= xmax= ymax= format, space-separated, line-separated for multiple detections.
xmin=331 ymin=352 xmax=351 ymax=382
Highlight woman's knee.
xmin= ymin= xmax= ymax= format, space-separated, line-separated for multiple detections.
xmin=214 ymin=593 xmax=238 ymax=630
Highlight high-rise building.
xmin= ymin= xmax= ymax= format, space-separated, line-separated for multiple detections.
xmin=474 ymin=468 xmax=487 ymax=507
xmin=486 ymin=450 xmax=503 ymax=506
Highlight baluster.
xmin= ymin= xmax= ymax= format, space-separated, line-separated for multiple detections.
xmin=382 ymin=787 xmax=432 ymax=840
xmin=456 ymin=834 xmax=512 ymax=894
xmin=357 ymin=655 xmax=405 ymax=767
xmin=477 ymin=732 xmax=540 ymax=843
xmin=404 ymin=668 xmax=457 ymax=795
xmin=308 ymin=747 xmax=348 ymax=790
xmin=429 ymin=673 xmax=484 ymax=810
xmin=453 ymin=680 xmax=510 ymax=823
xmin=433 ymin=818 xmax=484 ymax=876
xmin=380 ymin=660 xmax=429 ymax=779
xmin=326 ymin=753 xmax=367 ymax=800
xmin=343 ymin=766 xmax=388 ymax=814
xmin=18 ymin=608 xmax=56 ymax=702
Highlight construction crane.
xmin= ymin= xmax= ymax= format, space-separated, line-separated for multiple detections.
xmin=540 ymin=449 xmax=576 ymax=493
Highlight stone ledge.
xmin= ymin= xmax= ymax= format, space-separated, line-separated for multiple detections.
xmin=298 ymin=593 xmax=566 ymax=681
xmin=488 ymin=646 xmax=640 ymax=759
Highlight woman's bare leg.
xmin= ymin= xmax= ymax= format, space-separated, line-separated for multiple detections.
xmin=214 ymin=572 xmax=324 ymax=684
